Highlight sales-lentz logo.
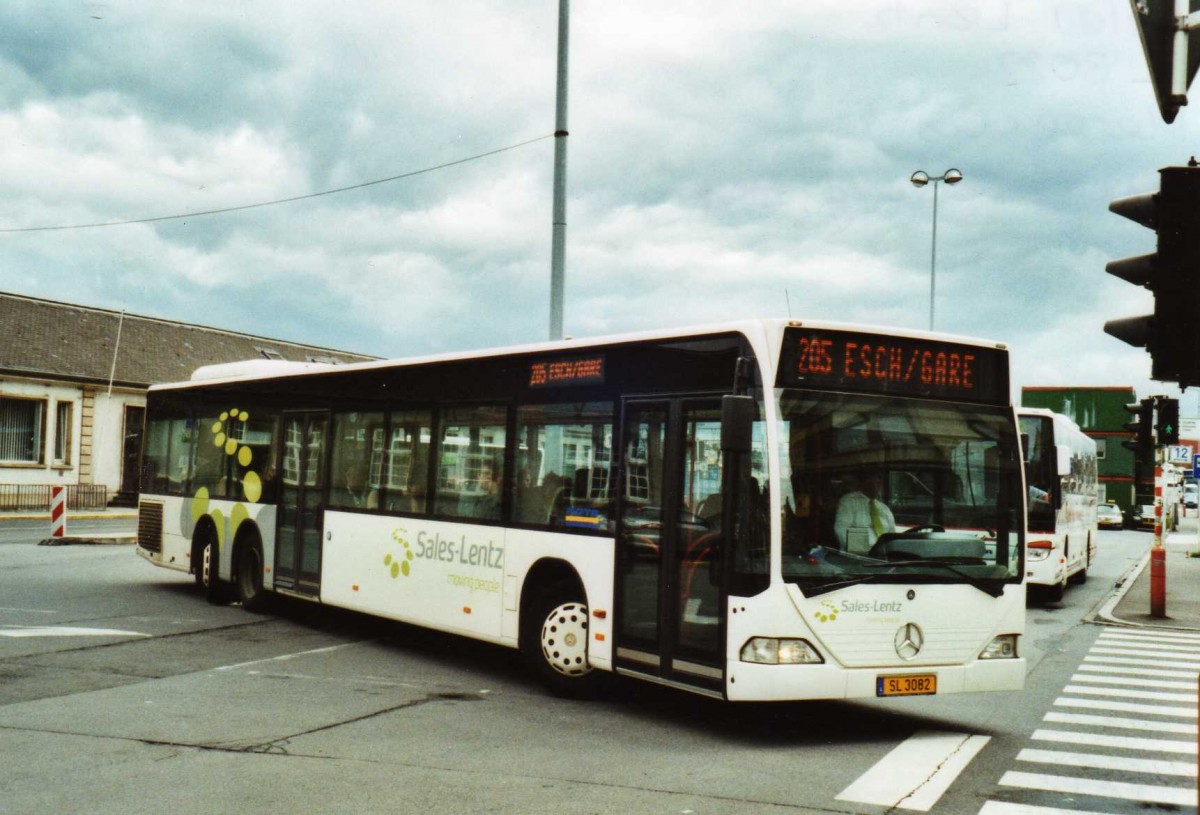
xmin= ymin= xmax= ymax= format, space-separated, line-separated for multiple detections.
xmin=384 ymin=528 xmax=414 ymax=578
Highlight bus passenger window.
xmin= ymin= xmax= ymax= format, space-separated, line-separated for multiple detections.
xmin=435 ymin=406 xmax=507 ymax=521
xmin=329 ymin=412 xmax=385 ymax=510
xmin=514 ymin=402 xmax=613 ymax=530
xmin=386 ymin=410 xmax=432 ymax=515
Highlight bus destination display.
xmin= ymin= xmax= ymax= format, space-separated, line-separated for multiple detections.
xmin=777 ymin=328 xmax=1008 ymax=403
xmin=528 ymin=355 xmax=606 ymax=388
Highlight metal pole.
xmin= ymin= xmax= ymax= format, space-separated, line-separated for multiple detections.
xmin=929 ymin=180 xmax=939 ymax=332
xmin=549 ymin=0 xmax=570 ymax=341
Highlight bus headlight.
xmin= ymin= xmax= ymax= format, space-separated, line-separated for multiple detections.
xmin=980 ymin=634 xmax=1018 ymax=660
xmin=740 ymin=637 xmax=824 ymax=665
xmin=1026 ymin=540 xmax=1053 ymax=561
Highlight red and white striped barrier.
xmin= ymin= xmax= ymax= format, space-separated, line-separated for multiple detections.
xmin=49 ymin=486 xmax=66 ymax=538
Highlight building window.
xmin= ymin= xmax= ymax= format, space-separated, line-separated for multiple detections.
xmin=1094 ymin=438 xmax=1106 ymax=460
xmin=53 ymin=401 xmax=73 ymax=465
xmin=0 ymin=397 xmax=46 ymax=464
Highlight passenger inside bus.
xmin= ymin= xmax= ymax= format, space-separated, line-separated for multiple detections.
xmin=833 ymin=469 xmax=896 ymax=554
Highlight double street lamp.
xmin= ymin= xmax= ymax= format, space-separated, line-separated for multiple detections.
xmin=910 ymin=168 xmax=963 ymax=331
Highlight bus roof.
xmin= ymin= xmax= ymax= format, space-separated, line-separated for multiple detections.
xmin=151 ymin=317 xmax=1010 ymax=393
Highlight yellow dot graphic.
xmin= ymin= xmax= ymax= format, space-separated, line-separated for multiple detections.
xmin=401 ymin=562 xmax=410 ymax=576
xmin=191 ymin=487 xmax=210 ymax=522
xmin=225 ymin=439 xmax=237 ymax=456
xmin=211 ymin=421 xmax=223 ymax=434
xmin=243 ymin=471 xmax=262 ymax=503
xmin=391 ymin=562 xmax=400 ymax=578
xmin=238 ymin=411 xmax=249 ymax=421
xmin=238 ymin=446 xmax=252 ymax=467
xmin=384 ymin=554 xmax=393 ymax=566
xmin=219 ymin=412 xmax=229 ymax=422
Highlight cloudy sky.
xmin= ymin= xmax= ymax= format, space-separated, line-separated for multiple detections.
xmin=2 ymin=1 xmax=1198 ymax=408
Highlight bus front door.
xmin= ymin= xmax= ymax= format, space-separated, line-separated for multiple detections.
xmin=615 ymin=399 xmax=726 ymax=694
xmin=275 ymin=412 xmax=328 ymax=596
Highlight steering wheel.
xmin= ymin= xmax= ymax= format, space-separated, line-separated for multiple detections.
xmin=868 ymin=524 xmax=946 ymax=559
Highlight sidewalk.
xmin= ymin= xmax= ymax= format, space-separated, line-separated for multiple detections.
xmin=0 ymin=506 xmax=139 ymax=546
xmin=1098 ymin=511 xmax=1200 ymax=632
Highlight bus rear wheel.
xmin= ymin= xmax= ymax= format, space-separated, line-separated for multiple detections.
xmin=522 ymin=584 xmax=600 ymax=698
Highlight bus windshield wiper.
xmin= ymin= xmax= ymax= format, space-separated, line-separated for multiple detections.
xmin=861 ymin=560 xmax=1005 ymax=598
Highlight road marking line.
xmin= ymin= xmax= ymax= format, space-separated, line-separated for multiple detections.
xmin=214 ymin=641 xmax=363 ymax=671
xmin=1054 ymin=696 xmax=1197 ymax=718
xmin=1062 ymin=683 xmax=1194 ymax=703
xmin=1100 ymin=629 xmax=1200 ymax=643
xmin=0 ymin=606 xmax=58 ymax=615
xmin=1085 ymin=653 xmax=1200 ymax=670
xmin=978 ymin=801 xmax=1114 ymax=815
xmin=998 ymin=770 xmax=1194 ymax=807
xmin=1098 ymin=636 xmax=1200 ymax=651
xmin=1072 ymin=672 xmax=1196 ymax=691
xmin=1016 ymin=747 xmax=1196 ymax=777
xmin=835 ymin=730 xmax=989 ymax=811
xmin=1032 ymin=728 xmax=1196 ymax=755
xmin=1073 ymin=663 xmax=1197 ymax=680
xmin=1091 ymin=646 xmax=1200 ymax=662
xmin=1044 ymin=711 xmax=1198 ymax=735
xmin=0 ymin=626 xmax=148 ymax=638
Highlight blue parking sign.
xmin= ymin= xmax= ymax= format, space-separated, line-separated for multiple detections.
xmin=1193 ymin=453 xmax=1200 ymax=480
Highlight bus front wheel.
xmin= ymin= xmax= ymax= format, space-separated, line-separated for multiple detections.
xmin=522 ymin=583 xmax=600 ymax=698
xmin=197 ymin=532 xmax=230 ymax=606
xmin=235 ymin=537 xmax=269 ymax=613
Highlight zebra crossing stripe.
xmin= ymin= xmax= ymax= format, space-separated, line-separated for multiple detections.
xmin=1071 ymin=672 xmax=1196 ymax=690
xmin=1061 ymin=683 xmax=1194 ymax=703
xmin=998 ymin=770 xmax=1194 ymax=807
xmin=1090 ymin=646 xmax=1200 ymax=663
xmin=1032 ymin=728 xmax=1196 ymax=755
xmin=1043 ymin=711 xmax=1198 ymax=735
xmin=978 ymin=802 xmax=1112 ymax=815
xmin=835 ymin=730 xmax=990 ymax=811
xmin=1016 ymin=747 xmax=1196 ymax=777
xmin=1054 ymin=696 xmax=1198 ymax=717
xmin=1084 ymin=653 xmax=1200 ymax=670
xmin=1075 ymin=661 xmax=1197 ymax=680
xmin=1099 ymin=628 xmax=1200 ymax=643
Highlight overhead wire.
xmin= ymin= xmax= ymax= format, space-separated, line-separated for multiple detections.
xmin=0 ymin=133 xmax=553 ymax=234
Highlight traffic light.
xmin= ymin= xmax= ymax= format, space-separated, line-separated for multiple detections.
xmin=1157 ymin=396 xmax=1180 ymax=445
xmin=1105 ymin=163 xmax=1200 ymax=388
xmin=1122 ymin=398 xmax=1155 ymax=456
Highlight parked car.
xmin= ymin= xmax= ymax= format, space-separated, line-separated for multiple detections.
xmin=1185 ymin=484 xmax=1197 ymax=509
xmin=1125 ymin=504 xmax=1157 ymax=531
xmin=1097 ymin=503 xmax=1123 ymax=529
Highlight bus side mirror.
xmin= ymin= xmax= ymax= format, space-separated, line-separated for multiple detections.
xmin=721 ymin=395 xmax=754 ymax=453
xmin=1055 ymin=445 xmax=1071 ymax=476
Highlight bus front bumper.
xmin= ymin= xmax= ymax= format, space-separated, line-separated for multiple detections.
xmin=725 ymin=657 xmax=1026 ymax=702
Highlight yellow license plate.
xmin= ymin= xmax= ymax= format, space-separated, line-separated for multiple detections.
xmin=877 ymin=674 xmax=937 ymax=697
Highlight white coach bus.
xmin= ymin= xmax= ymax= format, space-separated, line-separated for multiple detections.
xmin=1018 ymin=408 xmax=1098 ymax=602
xmin=135 ymin=319 xmax=1026 ymax=701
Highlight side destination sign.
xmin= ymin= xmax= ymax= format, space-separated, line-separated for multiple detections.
xmin=777 ymin=327 xmax=1008 ymax=404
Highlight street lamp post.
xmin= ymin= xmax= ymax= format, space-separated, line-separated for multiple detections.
xmin=910 ymin=168 xmax=963 ymax=331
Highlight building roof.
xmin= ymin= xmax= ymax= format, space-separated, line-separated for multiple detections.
xmin=0 ymin=292 xmax=377 ymax=389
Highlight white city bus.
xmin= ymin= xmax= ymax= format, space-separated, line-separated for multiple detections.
xmin=135 ymin=319 xmax=1026 ymax=701
xmin=1018 ymin=408 xmax=1098 ymax=602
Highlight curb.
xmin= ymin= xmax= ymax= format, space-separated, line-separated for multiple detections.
xmin=37 ymin=535 xmax=136 ymax=546
xmin=0 ymin=512 xmax=138 ymax=522
xmin=1089 ymin=552 xmax=1149 ymax=627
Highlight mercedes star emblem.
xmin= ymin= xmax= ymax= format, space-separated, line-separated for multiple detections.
xmin=894 ymin=622 xmax=924 ymax=660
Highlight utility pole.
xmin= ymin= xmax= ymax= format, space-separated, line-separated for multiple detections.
xmin=549 ymin=0 xmax=570 ymax=341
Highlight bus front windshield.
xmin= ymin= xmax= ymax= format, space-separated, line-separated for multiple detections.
xmin=777 ymin=391 xmax=1022 ymax=597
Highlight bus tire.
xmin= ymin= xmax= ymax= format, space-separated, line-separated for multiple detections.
xmin=235 ymin=535 xmax=269 ymax=613
xmin=1044 ymin=579 xmax=1065 ymax=603
xmin=198 ymin=531 xmax=230 ymax=606
xmin=522 ymin=583 xmax=601 ymax=698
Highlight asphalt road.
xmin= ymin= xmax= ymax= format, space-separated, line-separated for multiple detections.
xmin=0 ymin=521 xmax=1164 ymax=815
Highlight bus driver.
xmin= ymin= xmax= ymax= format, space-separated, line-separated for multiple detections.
xmin=834 ymin=470 xmax=896 ymax=554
